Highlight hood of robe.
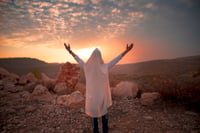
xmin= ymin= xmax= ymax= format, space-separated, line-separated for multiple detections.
xmin=86 ymin=48 xmax=104 ymax=65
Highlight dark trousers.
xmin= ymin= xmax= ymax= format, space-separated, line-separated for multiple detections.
xmin=92 ymin=114 xmax=108 ymax=133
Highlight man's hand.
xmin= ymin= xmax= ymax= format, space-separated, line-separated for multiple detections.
xmin=121 ymin=43 xmax=134 ymax=56
xmin=64 ymin=43 xmax=71 ymax=52
xmin=64 ymin=43 xmax=76 ymax=57
xmin=126 ymin=43 xmax=134 ymax=52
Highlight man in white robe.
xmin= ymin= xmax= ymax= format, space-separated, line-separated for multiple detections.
xmin=64 ymin=43 xmax=133 ymax=133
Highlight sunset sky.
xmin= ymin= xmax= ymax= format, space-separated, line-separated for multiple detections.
xmin=0 ymin=0 xmax=199 ymax=64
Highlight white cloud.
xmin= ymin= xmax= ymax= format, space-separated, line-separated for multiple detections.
xmin=39 ymin=2 xmax=52 ymax=8
xmin=14 ymin=0 xmax=30 ymax=8
xmin=48 ymin=7 xmax=60 ymax=17
xmin=129 ymin=12 xmax=144 ymax=18
xmin=0 ymin=0 xmax=152 ymax=49
xmin=145 ymin=3 xmax=156 ymax=10
xmin=71 ymin=12 xmax=82 ymax=17
xmin=112 ymin=8 xmax=120 ymax=13
xmin=0 ymin=0 xmax=9 ymax=6
xmin=91 ymin=0 xmax=100 ymax=4
xmin=64 ymin=0 xmax=86 ymax=4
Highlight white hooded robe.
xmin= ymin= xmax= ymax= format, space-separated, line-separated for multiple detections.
xmin=74 ymin=48 xmax=122 ymax=117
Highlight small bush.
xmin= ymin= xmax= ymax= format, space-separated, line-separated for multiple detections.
xmin=32 ymin=69 xmax=42 ymax=80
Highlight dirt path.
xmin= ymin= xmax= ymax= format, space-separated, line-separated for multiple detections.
xmin=0 ymin=92 xmax=199 ymax=133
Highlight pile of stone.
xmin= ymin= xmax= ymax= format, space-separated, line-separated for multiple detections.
xmin=0 ymin=62 xmax=84 ymax=108
xmin=0 ymin=61 xmax=162 ymax=108
xmin=56 ymin=62 xmax=80 ymax=90
xmin=112 ymin=81 xmax=162 ymax=106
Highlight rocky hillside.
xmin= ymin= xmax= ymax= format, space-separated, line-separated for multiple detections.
xmin=0 ymin=60 xmax=200 ymax=133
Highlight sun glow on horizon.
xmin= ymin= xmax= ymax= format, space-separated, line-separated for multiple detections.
xmin=74 ymin=46 xmax=101 ymax=62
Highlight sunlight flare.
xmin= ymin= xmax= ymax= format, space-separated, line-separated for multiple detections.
xmin=75 ymin=47 xmax=100 ymax=61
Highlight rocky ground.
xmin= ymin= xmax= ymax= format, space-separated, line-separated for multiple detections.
xmin=0 ymin=64 xmax=199 ymax=133
xmin=0 ymin=90 xmax=199 ymax=133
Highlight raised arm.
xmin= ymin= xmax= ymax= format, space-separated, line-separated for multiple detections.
xmin=64 ymin=43 xmax=84 ymax=67
xmin=108 ymin=43 xmax=134 ymax=69
xmin=121 ymin=43 xmax=134 ymax=56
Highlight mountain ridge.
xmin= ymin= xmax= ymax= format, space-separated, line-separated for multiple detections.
xmin=0 ymin=55 xmax=200 ymax=78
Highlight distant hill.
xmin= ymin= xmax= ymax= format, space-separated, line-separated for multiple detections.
xmin=110 ymin=55 xmax=200 ymax=76
xmin=0 ymin=55 xmax=200 ymax=79
xmin=0 ymin=58 xmax=62 ymax=78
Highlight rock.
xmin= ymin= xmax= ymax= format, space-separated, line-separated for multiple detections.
xmin=0 ymin=67 xmax=10 ymax=77
xmin=41 ymin=73 xmax=56 ymax=89
xmin=7 ymin=86 xmax=23 ymax=93
xmin=15 ymin=86 xmax=24 ymax=92
xmin=6 ymin=108 xmax=16 ymax=114
xmin=190 ymin=130 xmax=200 ymax=133
xmin=0 ymin=67 xmax=19 ymax=84
xmin=56 ymin=62 xmax=80 ymax=90
xmin=112 ymin=81 xmax=139 ymax=97
xmin=75 ymin=82 xmax=86 ymax=94
xmin=18 ymin=73 xmax=39 ymax=85
xmin=26 ymin=72 xmax=38 ymax=83
xmin=3 ymin=81 xmax=15 ymax=91
xmin=53 ymin=82 xmax=72 ymax=95
xmin=18 ymin=75 xmax=28 ymax=85
xmin=185 ymin=111 xmax=199 ymax=116
xmin=31 ymin=84 xmax=54 ymax=102
xmin=57 ymin=91 xmax=84 ymax=107
xmin=0 ymin=68 xmax=20 ymax=92
xmin=143 ymin=115 xmax=153 ymax=120
xmin=140 ymin=92 xmax=161 ymax=106
xmin=24 ymin=105 xmax=37 ymax=113
xmin=19 ymin=91 xmax=31 ymax=100
xmin=0 ymin=80 xmax=3 ymax=90
xmin=0 ymin=80 xmax=3 ymax=85
xmin=23 ymin=82 xmax=38 ymax=93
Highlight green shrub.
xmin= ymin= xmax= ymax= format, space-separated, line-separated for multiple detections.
xmin=32 ymin=69 xmax=42 ymax=80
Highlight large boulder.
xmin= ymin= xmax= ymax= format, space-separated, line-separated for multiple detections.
xmin=19 ymin=91 xmax=31 ymax=101
xmin=53 ymin=82 xmax=72 ymax=95
xmin=2 ymin=81 xmax=15 ymax=92
xmin=140 ymin=92 xmax=161 ymax=106
xmin=56 ymin=91 xmax=84 ymax=107
xmin=0 ymin=67 xmax=19 ymax=85
xmin=18 ymin=72 xmax=39 ymax=85
xmin=112 ymin=81 xmax=139 ymax=97
xmin=56 ymin=62 xmax=80 ymax=90
xmin=31 ymin=84 xmax=54 ymax=102
xmin=75 ymin=82 xmax=86 ymax=94
xmin=18 ymin=75 xmax=28 ymax=85
xmin=24 ymin=82 xmax=38 ymax=93
xmin=41 ymin=73 xmax=56 ymax=89
xmin=0 ymin=80 xmax=3 ymax=90
xmin=25 ymin=72 xmax=38 ymax=83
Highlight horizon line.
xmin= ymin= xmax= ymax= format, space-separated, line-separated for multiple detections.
xmin=0 ymin=54 xmax=199 ymax=65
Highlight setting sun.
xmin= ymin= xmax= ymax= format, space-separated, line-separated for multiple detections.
xmin=75 ymin=47 xmax=100 ymax=62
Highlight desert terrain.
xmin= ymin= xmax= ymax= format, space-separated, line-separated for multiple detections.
xmin=0 ymin=55 xmax=200 ymax=133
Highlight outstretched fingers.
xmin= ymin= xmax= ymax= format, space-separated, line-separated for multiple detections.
xmin=129 ymin=43 xmax=133 ymax=49
xmin=126 ymin=43 xmax=134 ymax=51
xmin=64 ymin=43 xmax=71 ymax=51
